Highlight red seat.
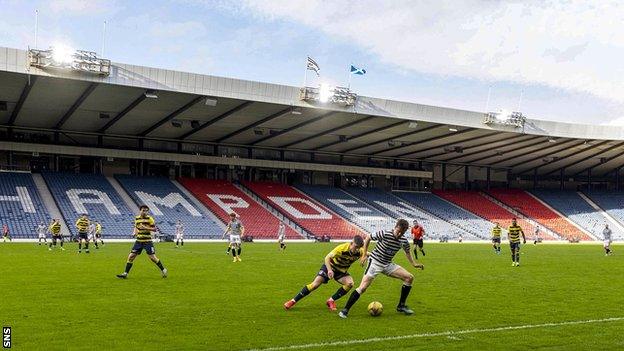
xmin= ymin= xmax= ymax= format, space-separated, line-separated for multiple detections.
xmin=433 ymin=190 xmax=553 ymax=239
xmin=178 ymin=179 xmax=302 ymax=239
xmin=242 ymin=181 xmax=365 ymax=239
xmin=487 ymin=189 xmax=591 ymax=241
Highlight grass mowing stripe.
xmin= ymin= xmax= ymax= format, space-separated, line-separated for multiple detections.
xmin=243 ymin=317 xmax=624 ymax=351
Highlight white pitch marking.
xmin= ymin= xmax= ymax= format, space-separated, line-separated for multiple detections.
xmin=243 ymin=317 xmax=624 ymax=351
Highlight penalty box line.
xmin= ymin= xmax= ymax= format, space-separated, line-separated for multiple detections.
xmin=244 ymin=316 xmax=624 ymax=351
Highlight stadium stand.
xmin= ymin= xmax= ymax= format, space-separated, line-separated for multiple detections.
xmin=0 ymin=172 xmax=51 ymax=238
xmin=178 ymin=178 xmax=301 ymax=239
xmin=393 ymin=191 xmax=492 ymax=239
xmin=115 ymin=175 xmax=223 ymax=238
xmin=532 ymin=190 xmax=623 ymax=239
xmin=42 ymin=172 xmax=134 ymax=238
xmin=582 ymin=192 xmax=624 ymax=239
xmin=486 ymin=189 xmax=589 ymax=240
xmin=295 ymin=184 xmax=393 ymax=235
xmin=344 ymin=187 xmax=475 ymax=240
xmin=433 ymin=190 xmax=539 ymax=239
xmin=241 ymin=181 xmax=365 ymax=239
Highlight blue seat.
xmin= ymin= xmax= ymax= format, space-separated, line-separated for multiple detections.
xmin=0 ymin=172 xmax=50 ymax=238
xmin=115 ymin=175 xmax=222 ymax=239
xmin=42 ymin=172 xmax=134 ymax=238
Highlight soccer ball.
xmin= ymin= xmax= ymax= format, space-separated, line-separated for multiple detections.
xmin=368 ymin=301 xmax=383 ymax=316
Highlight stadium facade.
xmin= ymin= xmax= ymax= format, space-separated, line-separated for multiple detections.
xmin=1 ymin=46 xmax=623 ymax=241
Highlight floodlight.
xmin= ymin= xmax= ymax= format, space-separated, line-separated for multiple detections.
xmin=204 ymin=97 xmax=218 ymax=107
xmin=408 ymin=122 xmax=418 ymax=128
xmin=449 ymin=128 xmax=458 ymax=132
xmin=51 ymin=45 xmax=75 ymax=64
xmin=319 ymin=84 xmax=332 ymax=103
xmin=144 ymin=90 xmax=158 ymax=99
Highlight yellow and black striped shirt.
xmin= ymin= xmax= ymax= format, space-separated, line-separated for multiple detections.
xmin=75 ymin=218 xmax=90 ymax=233
xmin=492 ymin=226 xmax=502 ymax=238
xmin=328 ymin=243 xmax=365 ymax=273
xmin=135 ymin=215 xmax=155 ymax=242
xmin=49 ymin=222 xmax=61 ymax=236
xmin=508 ymin=224 xmax=524 ymax=243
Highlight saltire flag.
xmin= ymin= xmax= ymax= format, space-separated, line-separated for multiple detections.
xmin=307 ymin=56 xmax=320 ymax=76
xmin=350 ymin=65 xmax=366 ymax=75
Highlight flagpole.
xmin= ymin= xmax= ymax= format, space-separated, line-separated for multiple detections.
xmin=348 ymin=64 xmax=353 ymax=89
xmin=303 ymin=57 xmax=308 ymax=87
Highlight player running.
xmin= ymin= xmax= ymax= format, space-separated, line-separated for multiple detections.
xmin=87 ymin=221 xmax=97 ymax=248
xmin=36 ymin=222 xmax=47 ymax=245
xmin=116 ymin=205 xmax=167 ymax=279
xmin=284 ymin=235 xmax=366 ymax=311
xmin=222 ymin=213 xmax=244 ymax=262
xmin=75 ymin=214 xmax=91 ymax=253
xmin=277 ymin=221 xmax=286 ymax=251
xmin=339 ymin=219 xmax=424 ymax=319
xmin=175 ymin=220 xmax=184 ymax=247
xmin=94 ymin=221 xmax=103 ymax=248
xmin=2 ymin=224 xmax=11 ymax=242
xmin=411 ymin=220 xmax=425 ymax=258
xmin=48 ymin=219 xmax=65 ymax=251
xmin=603 ymin=224 xmax=613 ymax=256
xmin=491 ymin=223 xmax=502 ymax=254
xmin=508 ymin=218 xmax=526 ymax=267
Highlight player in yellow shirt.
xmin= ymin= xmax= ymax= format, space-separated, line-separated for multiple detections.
xmin=75 ymin=214 xmax=91 ymax=253
xmin=491 ymin=223 xmax=502 ymax=254
xmin=93 ymin=221 xmax=104 ymax=248
xmin=116 ymin=205 xmax=167 ymax=279
xmin=284 ymin=235 xmax=366 ymax=311
xmin=508 ymin=218 xmax=526 ymax=267
xmin=48 ymin=219 xmax=65 ymax=251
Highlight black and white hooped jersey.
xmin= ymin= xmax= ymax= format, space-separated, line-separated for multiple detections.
xmin=369 ymin=230 xmax=410 ymax=265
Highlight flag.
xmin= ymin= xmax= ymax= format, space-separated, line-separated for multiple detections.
xmin=350 ymin=65 xmax=366 ymax=75
xmin=307 ymin=56 xmax=320 ymax=76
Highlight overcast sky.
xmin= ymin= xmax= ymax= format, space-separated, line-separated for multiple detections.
xmin=1 ymin=0 xmax=623 ymax=125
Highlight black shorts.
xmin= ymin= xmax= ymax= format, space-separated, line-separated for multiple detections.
xmin=131 ymin=241 xmax=156 ymax=255
xmin=492 ymin=237 xmax=501 ymax=244
xmin=316 ymin=264 xmax=349 ymax=284
xmin=413 ymin=238 xmax=424 ymax=248
xmin=510 ymin=242 xmax=521 ymax=251
xmin=52 ymin=235 xmax=63 ymax=241
xmin=78 ymin=233 xmax=88 ymax=240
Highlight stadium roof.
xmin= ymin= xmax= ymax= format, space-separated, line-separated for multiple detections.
xmin=1 ymin=46 xmax=623 ymax=178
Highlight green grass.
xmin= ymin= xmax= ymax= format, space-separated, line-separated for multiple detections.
xmin=2 ymin=242 xmax=624 ymax=350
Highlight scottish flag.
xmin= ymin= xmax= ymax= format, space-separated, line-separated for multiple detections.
xmin=350 ymin=65 xmax=366 ymax=75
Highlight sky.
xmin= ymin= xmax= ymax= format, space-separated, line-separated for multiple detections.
xmin=1 ymin=0 xmax=623 ymax=125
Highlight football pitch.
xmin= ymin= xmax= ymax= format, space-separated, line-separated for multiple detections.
xmin=2 ymin=242 xmax=624 ymax=350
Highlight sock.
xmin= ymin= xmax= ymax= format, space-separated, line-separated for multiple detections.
xmin=227 ymin=247 xmax=231 ymax=253
xmin=293 ymin=285 xmax=311 ymax=302
xmin=176 ymin=240 xmax=179 ymax=246
xmin=95 ymin=242 xmax=99 ymax=248
xmin=511 ymin=251 xmax=515 ymax=262
xmin=155 ymin=259 xmax=165 ymax=271
xmin=78 ymin=242 xmax=82 ymax=250
xmin=60 ymin=241 xmax=64 ymax=247
xmin=124 ymin=262 xmax=133 ymax=274
xmin=399 ymin=284 xmax=412 ymax=306
xmin=421 ymin=249 xmax=425 ymax=256
xmin=181 ymin=240 xmax=184 ymax=246
xmin=85 ymin=243 xmax=89 ymax=250
xmin=331 ymin=286 xmax=349 ymax=301
xmin=515 ymin=252 xmax=520 ymax=263
xmin=49 ymin=242 xmax=53 ymax=248
xmin=237 ymin=247 xmax=241 ymax=256
xmin=413 ymin=249 xmax=418 ymax=259
xmin=343 ymin=289 xmax=361 ymax=311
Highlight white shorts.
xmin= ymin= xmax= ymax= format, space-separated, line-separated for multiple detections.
xmin=278 ymin=236 xmax=285 ymax=243
xmin=229 ymin=235 xmax=241 ymax=244
xmin=364 ymin=258 xmax=401 ymax=278
xmin=604 ymin=240 xmax=611 ymax=248
xmin=176 ymin=234 xmax=184 ymax=240
xmin=38 ymin=234 xmax=46 ymax=239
